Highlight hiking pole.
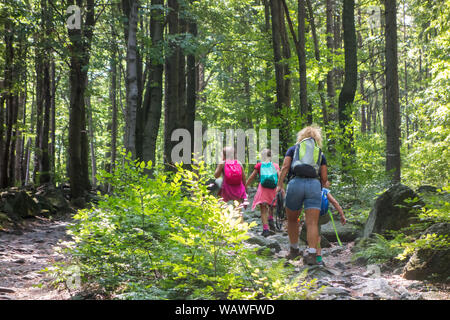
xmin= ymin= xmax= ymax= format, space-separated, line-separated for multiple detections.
xmin=328 ymin=209 xmax=343 ymax=246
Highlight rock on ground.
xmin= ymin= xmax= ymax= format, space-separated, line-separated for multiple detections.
xmin=363 ymin=183 xmax=423 ymax=238
xmin=403 ymin=223 xmax=450 ymax=281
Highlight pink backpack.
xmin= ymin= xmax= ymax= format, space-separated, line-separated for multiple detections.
xmin=224 ymin=160 xmax=243 ymax=185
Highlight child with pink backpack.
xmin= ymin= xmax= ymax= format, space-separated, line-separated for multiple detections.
xmin=214 ymin=147 xmax=248 ymax=208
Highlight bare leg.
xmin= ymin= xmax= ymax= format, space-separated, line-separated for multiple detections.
xmin=305 ymin=208 xmax=320 ymax=250
xmin=260 ymin=204 xmax=269 ymax=226
xmin=317 ymin=236 xmax=322 ymax=256
xmin=286 ymin=207 xmax=301 ymax=245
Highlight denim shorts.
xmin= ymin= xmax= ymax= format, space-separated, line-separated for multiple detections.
xmin=285 ymin=177 xmax=322 ymax=211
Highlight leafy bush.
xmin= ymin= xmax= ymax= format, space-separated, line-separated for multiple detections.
xmin=51 ymin=154 xmax=318 ymax=300
xmin=352 ymin=234 xmax=404 ymax=264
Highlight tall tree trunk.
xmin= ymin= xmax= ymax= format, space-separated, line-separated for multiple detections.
xmin=2 ymin=15 xmax=14 ymax=188
xmin=334 ymin=1 xmax=343 ymax=89
xmin=164 ymin=0 xmax=180 ymax=167
xmin=15 ymin=75 xmax=27 ymax=186
xmin=281 ymin=0 xmax=308 ymax=123
xmin=34 ymin=42 xmax=43 ymax=184
xmin=108 ymin=24 xmax=118 ymax=183
xmin=338 ymin=0 xmax=357 ymax=170
xmin=50 ymin=59 xmax=57 ymax=179
xmin=270 ymin=0 xmax=291 ymax=154
xmin=0 ymin=84 xmax=5 ymax=188
xmin=33 ymin=0 xmax=52 ymax=185
xmin=67 ymin=0 xmax=95 ymax=199
xmin=305 ymin=0 xmax=326 ymax=125
xmin=40 ymin=55 xmax=51 ymax=184
xmin=178 ymin=10 xmax=187 ymax=130
xmin=86 ymin=82 xmax=96 ymax=187
xmin=384 ymin=0 xmax=401 ymax=182
xmin=24 ymin=88 xmax=35 ymax=185
xmin=297 ymin=0 xmax=308 ymax=123
xmin=402 ymin=3 xmax=410 ymax=150
xmin=186 ymin=14 xmax=197 ymax=159
xmin=123 ymin=0 xmax=139 ymax=159
xmin=357 ymin=9 xmax=366 ymax=134
xmin=142 ymin=0 xmax=164 ymax=170
xmin=326 ymin=0 xmax=336 ymax=153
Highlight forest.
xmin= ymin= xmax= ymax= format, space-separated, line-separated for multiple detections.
xmin=0 ymin=0 xmax=449 ymax=301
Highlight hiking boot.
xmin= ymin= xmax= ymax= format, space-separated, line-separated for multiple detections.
xmin=303 ymin=249 xmax=317 ymax=265
xmin=261 ymin=229 xmax=271 ymax=237
xmin=286 ymin=247 xmax=301 ymax=260
xmin=268 ymin=219 xmax=276 ymax=232
xmin=316 ymin=259 xmax=325 ymax=266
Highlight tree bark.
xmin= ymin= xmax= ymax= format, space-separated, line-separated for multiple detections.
xmin=305 ymin=0 xmax=326 ymax=125
xmin=186 ymin=15 xmax=197 ymax=158
xmin=142 ymin=0 xmax=164 ymax=170
xmin=108 ymin=24 xmax=118 ymax=183
xmin=164 ymin=0 xmax=180 ymax=167
xmin=270 ymin=0 xmax=291 ymax=154
xmin=282 ymin=0 xmax=308 ymax=123
xmin=297 ymin=0 xmax=308 ymax=123
xmin=338 ymin=0 xmax=357 ymax=169
xmin=357 ymin=9 xmax=366 ymax=134
xmin=1 ymin=15 xmax=14 ymax=188
xmin=67 ymin=0 xmax=95 ymax=199
xmin=326 ymin=0 xmax=336 ymax=153
xmin=123 ymin=0 xmax=139 ymax=159
xmin=86 ymin=83 xmax=96 ymax=187
xmin=384 ymin=0 xmax=401 ymax=182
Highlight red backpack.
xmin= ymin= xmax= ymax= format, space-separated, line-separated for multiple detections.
xmin=224 ymin=160 xmax=243 ymax=185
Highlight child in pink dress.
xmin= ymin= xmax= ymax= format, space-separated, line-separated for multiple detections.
xmin=214 ymin=147 xmax=248 ymax=208
xmin=246 ymin=149 xmax=280 ymax=237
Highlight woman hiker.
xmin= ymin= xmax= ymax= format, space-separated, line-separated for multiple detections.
xmin=276 ymin=125 xmax=329 ymax=265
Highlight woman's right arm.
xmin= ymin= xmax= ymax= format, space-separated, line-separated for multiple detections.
xmin=276 ymin=157 xmax=292 ymax=192
xmin=320 ymin=164 xmax=328 ymax=187
xmin=245 ymin=169 xmax=258 ymax=188
xmin=214 ymin=163 xmax=224 ymax=178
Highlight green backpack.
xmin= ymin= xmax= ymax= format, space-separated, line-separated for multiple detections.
xmin=260 ymin=162 xmax=278 ymax=189
xmin=291 ymin=137 xmax=323 ymax=178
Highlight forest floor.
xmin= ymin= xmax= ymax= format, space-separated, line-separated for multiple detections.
xmin=0 ymin=208 xmax=448 ymax=300
xmin=0 ymin=216 xmax=72 ymax=300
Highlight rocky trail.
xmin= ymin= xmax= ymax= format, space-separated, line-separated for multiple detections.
xmin=0 ymin=186 xmax=448 ymax=300
xmin=244 ymin=226 xmax=449 ymax=300
xmin=0 ymin=217 xmax=72 ymax=300
xmin=242 ymin=187 xmax=450 ymax=300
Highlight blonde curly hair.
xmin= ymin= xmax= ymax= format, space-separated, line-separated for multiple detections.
xmin=296 ymin=125 xmax=323 ymax=147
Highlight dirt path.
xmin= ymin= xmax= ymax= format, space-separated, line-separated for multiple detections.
xmin=0 ymin=208 xmax=448 ymax=300
xmin=243 ymin=192 xmax=449 ymax=300
xmin=275 ymin=240 xmax=449 ymax=300
xmin=0 ymin=216 xmax=72 ymax=300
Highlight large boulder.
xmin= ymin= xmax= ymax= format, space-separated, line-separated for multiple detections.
xmin=0 ymin=190 xmax=40 ymax=219
xmin=402 ymin=223 xmax=450 ymax=282
xmin=320 ymin=216 xmax=362 ymax=242
xmin=35 ymin=183 xmax=70 ymax=213
xmin=363 ymin=184 xmax=423 ymax=238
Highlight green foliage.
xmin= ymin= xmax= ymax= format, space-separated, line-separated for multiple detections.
xmin=353 ymin=190 xmax=450 ymax=265
xmin=395 ymin=233 xmax=450 ymax=261
xmin=51 ymin=155 xmax=318 ymax=299
xmin=353 ymin=234 xmax=404 ymax=264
